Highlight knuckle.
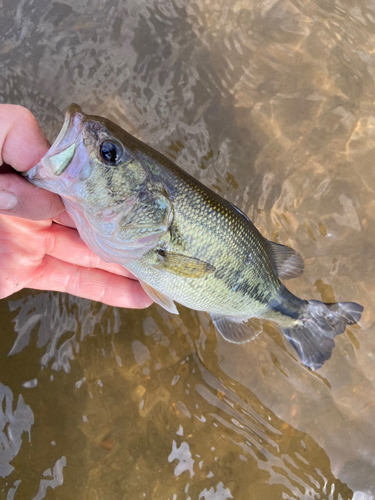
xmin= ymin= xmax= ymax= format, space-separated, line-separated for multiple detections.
xmin=66 ymin=271 xmax=80 ymax=296
xmin=45 ymin=227 xmax=56 ymax=254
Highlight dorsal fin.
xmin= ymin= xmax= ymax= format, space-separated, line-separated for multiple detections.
xmin=268 ymin=241 xmax=304 ymax=280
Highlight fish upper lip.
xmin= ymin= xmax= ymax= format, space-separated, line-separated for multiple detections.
xmin=48 ymin=103 xmax=85 ymax=157
xmin=27 ymin=104 xmax=88 ymax=179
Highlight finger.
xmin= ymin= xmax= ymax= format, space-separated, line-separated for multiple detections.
xmin=0 ymin=172 xmax=65 ymax=220
xmin=0 ymin=105 xmax=50 ymax=171
xmin=45 ymin=222 xmax=138 ymax=278
xmin=53 ymin=211 xmax=76 ymax=228
xmin=30 ymin=255 xmax=153 ymax=309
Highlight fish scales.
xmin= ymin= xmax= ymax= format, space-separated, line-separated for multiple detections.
xmin=128 ymin=168 xmax=278 ymax=314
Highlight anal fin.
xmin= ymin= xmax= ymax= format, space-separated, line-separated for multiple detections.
xmin=210 ymin=314 xmax=262 ymax=344
xmin=140 ymin=281 xmax=179 ymax=315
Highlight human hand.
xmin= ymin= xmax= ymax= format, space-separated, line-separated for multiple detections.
xmin=0 ymin=104 xmax=152 ymax=308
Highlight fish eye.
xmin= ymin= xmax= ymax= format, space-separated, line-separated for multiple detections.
xmin=99 ymin=141 xmax=122 ymax=165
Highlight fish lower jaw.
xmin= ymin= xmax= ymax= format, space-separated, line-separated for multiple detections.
xmin=24 ymin=165 xmax=39 ymax=181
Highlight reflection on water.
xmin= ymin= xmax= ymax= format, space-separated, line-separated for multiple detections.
xmin=0 ymin=383 xmax=33 ymax=479
xmin=0 ymin=0 xmax=375 ymax=498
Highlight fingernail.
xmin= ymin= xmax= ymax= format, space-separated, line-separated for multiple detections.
xmin=0 ymin=191 xmax=18 ymax=210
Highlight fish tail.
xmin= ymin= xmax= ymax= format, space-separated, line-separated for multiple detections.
xmin=282 ymin=300 xmax=363 ymax=370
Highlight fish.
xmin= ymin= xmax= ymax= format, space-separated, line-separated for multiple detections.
xmin=26 ymin=104 xmax=363 ymax=370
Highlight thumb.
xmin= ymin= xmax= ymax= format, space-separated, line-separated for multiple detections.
xmin=0 ymin=172 xmax=65 ymax=220
xmin=0 ymin=104 xmax=50 ymax=171
xmin=0 ymin=104 xmax=65 ymax=220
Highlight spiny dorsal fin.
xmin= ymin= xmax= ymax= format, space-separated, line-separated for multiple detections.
xmin=210 ymin=314 xmax=262 ymax=343
xmin=267 ymin=241 xmax=304 ymax=280
xmin=140 ymin=281 xmax=179 ymax=314
xmin=156 ymin=249 xmax=216 ymax=278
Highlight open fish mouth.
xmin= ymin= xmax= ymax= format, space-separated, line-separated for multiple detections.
xmin=26 ymin=103 xmax=86 ymax=181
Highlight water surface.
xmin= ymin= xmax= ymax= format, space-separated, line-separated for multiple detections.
xmin=0 ymin=0 xmax=375 ymax=498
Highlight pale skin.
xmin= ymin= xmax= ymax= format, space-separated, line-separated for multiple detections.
xmin=0 ymin=104 xmax=152 ymax=308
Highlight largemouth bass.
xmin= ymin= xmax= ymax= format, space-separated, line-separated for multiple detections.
xmin=26 ymin=104 xmax=363 ymax=370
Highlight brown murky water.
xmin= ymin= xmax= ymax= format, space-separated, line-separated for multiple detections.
xmin=1 ymin=0 xmax=375 ymax=498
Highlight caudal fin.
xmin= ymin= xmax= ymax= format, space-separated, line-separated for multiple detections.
xmin=282 ymin=300 xmax=363 ymax=370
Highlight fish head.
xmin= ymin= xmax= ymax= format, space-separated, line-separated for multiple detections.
xmin=26 ymin=104 xmax=173 ymax=263
xmin=27 ymin=103 xmax=149 ymax=211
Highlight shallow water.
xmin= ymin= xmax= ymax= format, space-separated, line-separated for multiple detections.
xmin=1 ymin=0 xmax=375 ymax=498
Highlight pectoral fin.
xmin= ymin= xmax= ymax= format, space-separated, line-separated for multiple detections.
xmin=268 ymin=241 xmax=304 ymax=280
xmin=210 ymin=314 xmax=262 ymax=343
xmin=140 ymin=281 xmax=179 ymax=315
xmin=156 ymin=249 xmax=216 ymax=278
